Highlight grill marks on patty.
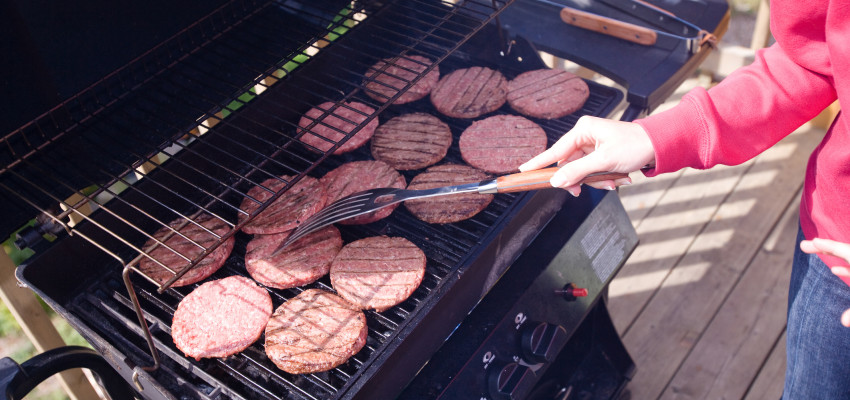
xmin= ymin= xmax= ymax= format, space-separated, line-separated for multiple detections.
xmin=265 ymin=289 xmax=367 ymax=374
xmin=364 ymin=55 xmax=439 ymax=104
xmin=139 ymin=213 xmax=235 ymax=287
xmin=172 ymin=276 xmax=272 ymax=360
xmin=330 ymin=236 xmax=426 ymax=312
xmin=404 ymin=164 xmax=494 ymax=224
xmin=298 ymin=101 xmax=379 ymax=155
xmin=320 ymin=160 xmax=406 ymax=225
xmin=431 ymin=66 xmax=507 ymax=118
xmin=370 ymin=113 xmax=452 ymax=170
xmin=459 ymin=115 xmax=548 ymax=174
xmin=238 ymin=175 xmax=327 ymax=235
xmin=507 ymin=69 xmax=589 ymax=119
xmin=245 ymin=226 xmax=343 ymax=289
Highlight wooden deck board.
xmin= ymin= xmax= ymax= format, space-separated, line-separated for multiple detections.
xmin=610 ymin=124 xmax=825 ymax=399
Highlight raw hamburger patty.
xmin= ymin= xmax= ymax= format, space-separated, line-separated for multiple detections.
xmin=320 ymin=160 xmax=406 ymax=225
xmin=245 ymin=226 xmax=343 ymax=289
xmin=298 ymin=101 xmax=379 ymax=154
xmin=172 ymin=276 xmax=272 ymax=360
xmin=139 ymin=213 xmax=235 ymax=287
xmin=364 ymin=55 xmax=439 ymax=104
xmin=370 ymin=113 xmax=452 ymax=170
xmin=430 ymin=66 xmax=507 ymax=118
xmin=238 ymin=175 xmax=327 ymax=235
xmin=404 ymin=164 xmax=493 ymax=224
xmin=265 ymin=289 xmax=367 ymax=374
xmin=459 ymin=115 xmax=548 ymax=174
xmin=330 ymin=236 xmax=426 ymax=312
xmin=507 ymin=69 xmax=589 ymax=119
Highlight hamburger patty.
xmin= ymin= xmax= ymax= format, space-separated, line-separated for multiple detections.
xmin=404 ymin=164 xmax=494 ymax=224
xmin=265 ymin=289 xmax=368 ymax=374
xmin=172 ymin=276 xmax=272 ymax=360
xmin=507 ymin=69 xmax=589 ymax=119
xmin=320 ymin=160 xmax=406 ymax=225
xmin=298 ymin=101 xmax=379 ymax=154
xmin=238 ymin=175 xmax=327 ymax=235
xmin=139 ymin=213 xmax=235 ymax=287
xmin=430 ymin=66 xmax=507 ymax=119
xmin=245 ymin=226 xmax=343 ymax=289
xmin=370 ymin=113 xmax=452 ymax=170
xmin=459 ymin=114 xmax=548 ymax=174
xmin=330 ymin=236 xmax=426 ymax=312
xmin=364 ymin=55 xmax=439 ymax=104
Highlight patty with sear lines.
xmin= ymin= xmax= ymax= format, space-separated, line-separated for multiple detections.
xmin=370 ymin=113 xmax=452 ymax=170
xmin=172 ymin=276 xmax=272 ymax=360
xmin=320 ymin=160 xmax=406 ymax=225
xmin=238 ymin=175 xmax=327 ymax=235
xmin=507 ymin=69 xmax=589 ymax=119
xmin=139 ymin=213 xmax=235 ymax=287
xmin=404 ymin=164 xmax=493 ymax=224
xmin=265 ymin=289 xmax=367 ymax=374
xmin=298 ymin=101 xmax=379 ymax=154
xmin=459 ymin=115 xmax=548 ymax=174
xmin=430 ymin=66 xmax=507 ymax=119
xmin=330 ymin=236 xmax=426 ymax=312
xmin=364 ymin=55 xmax=439 ymax=104
xmin=245 ymin=226 xmax=343 ymax=289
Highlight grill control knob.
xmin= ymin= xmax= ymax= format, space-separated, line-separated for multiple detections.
xmin=520 ymin=322 xmax=568 ymax=364
xmin=488 ymin=360 xmax=536 ymax=400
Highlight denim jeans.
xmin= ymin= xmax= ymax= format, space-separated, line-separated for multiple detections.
xmin=784 ymin=228 xmax=850 ymax=399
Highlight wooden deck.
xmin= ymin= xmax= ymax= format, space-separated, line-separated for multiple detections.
xmin=608 ymin=78 xmax=827 ymax=400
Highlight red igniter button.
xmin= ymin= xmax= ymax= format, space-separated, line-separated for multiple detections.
xmin=555 ymin=283 xmax=588 ymax=300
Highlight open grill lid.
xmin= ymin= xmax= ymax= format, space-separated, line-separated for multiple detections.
xmin=0 ymin=0 xmax=513 ymax=289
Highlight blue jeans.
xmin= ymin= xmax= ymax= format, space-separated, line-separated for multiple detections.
xmin=784 ymin=228 xmax=850 ymax=399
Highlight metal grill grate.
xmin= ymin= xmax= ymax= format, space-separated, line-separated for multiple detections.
xmin=0 ymin=0 xmax=512 ymax=289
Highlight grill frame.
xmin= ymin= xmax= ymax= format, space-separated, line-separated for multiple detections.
xmin=16 ymin=28 xmax=625 ymax=400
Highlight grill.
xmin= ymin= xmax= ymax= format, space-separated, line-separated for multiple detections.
xmin=1 ymin=0 xmax=730 ymax=399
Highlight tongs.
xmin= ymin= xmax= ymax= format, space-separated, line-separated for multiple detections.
xmin=540 ymin=0 xmax=718 ymax=54
xmin=269 ymin=168 xmax=628 ymax=256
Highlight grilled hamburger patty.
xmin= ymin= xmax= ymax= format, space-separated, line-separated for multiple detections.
xmin=245 ymin=226 xmax=343 ymax=289
xmin=298 ymin=101 xmax=379 ymax=154
xmin=265 ymin=289 xmax=368 ymax=374
xmin=430 ymin=66 xmax=507 ymax=119
xmin=320 ymin=160 xmax=406 ymax=225
xmin=238 ymin=175 xmax=327 ymax=235
xmin=172 ymin=276 xmax=272 ymax=360
xmin=459 ymin=114 xmax=548 ymax=174
xmin=404 ymin=164 xmax=493 ymax=224
xmin=370 ymin=113 xmax=452 ymax=170
xmin=507 ymin=69 xmax=589 ymax=119
xmin=364 ymin=55 xmax=439 ymax=104
xmin=139 ymin=213 xmax=235 ymax=287
xmin=330 ymin=236 xmax=426 ymax=312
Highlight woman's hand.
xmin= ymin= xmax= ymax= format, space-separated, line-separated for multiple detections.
xmin=519 ymin=116 xmax=656 ymax=196
xmin=800 ymin=238 xmax=850 ymax=327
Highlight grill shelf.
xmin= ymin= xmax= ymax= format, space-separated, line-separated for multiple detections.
xmin=10 ymin=0 xmax=629 ymax=398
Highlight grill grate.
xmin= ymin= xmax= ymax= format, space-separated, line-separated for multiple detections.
xmin=0 ymin=0 xmax=512 ymax=289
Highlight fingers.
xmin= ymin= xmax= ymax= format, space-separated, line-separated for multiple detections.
xmin=842 ymin=308 xmax=850 ymax=328
xmin=801 ymin=238 xmax=850 ymax=264
xmin=520 ymin=117 xmax=595 ymax=172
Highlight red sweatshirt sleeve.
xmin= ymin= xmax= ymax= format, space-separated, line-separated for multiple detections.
xmin=636 ymin=42 xmax=836 ymax=176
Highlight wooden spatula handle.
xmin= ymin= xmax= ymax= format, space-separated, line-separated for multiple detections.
xmin=495 ymin=167 xmax=629 ymax=193
xmin=560 ymin=6 xmax=658 ymax=46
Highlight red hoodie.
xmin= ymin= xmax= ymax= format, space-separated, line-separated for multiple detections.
xmin=636 ymin=0 xmax=850 ymax=283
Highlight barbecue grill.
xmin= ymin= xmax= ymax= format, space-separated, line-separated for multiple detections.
xmin=0 ymin=0 xmax=729 ymax=399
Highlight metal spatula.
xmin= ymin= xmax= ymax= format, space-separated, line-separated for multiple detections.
xmin=269 ymin=167 xmax=628 ymax=256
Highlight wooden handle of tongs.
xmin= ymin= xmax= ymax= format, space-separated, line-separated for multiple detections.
xmin=559 ymin=6 xmax=658 ymax=46
xmin=495 ymin=167 xmax=629 ymax=193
